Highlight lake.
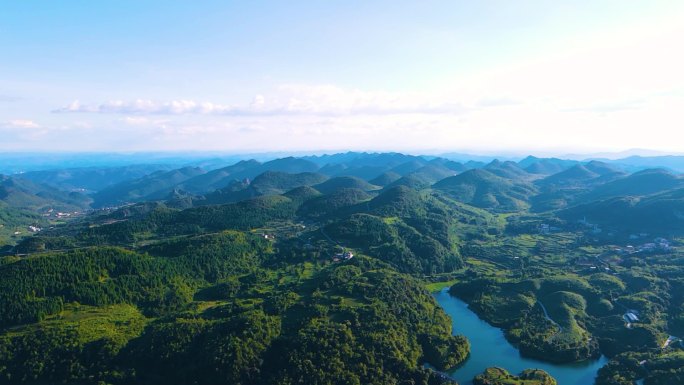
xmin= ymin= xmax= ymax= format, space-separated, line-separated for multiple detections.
xmin=433 ymin=288 xmax=608 ymax=385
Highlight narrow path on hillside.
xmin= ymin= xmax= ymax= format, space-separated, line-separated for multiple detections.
xmin=319 ymin=227 xmax=338 ymax=245
xmin=537 ymin=300 xmax=563 ymax=333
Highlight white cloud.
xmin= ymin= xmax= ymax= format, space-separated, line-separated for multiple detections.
xmin=2 ymin=119 xmax=41 ymax=129
xmin=55 ymin=99 xmax=232 ymax=115
xmin=53 ymin=85 xmax=470 ymax=117
xmin=120 ymin=116 xmax=170 ymax=127
xmin=251 ymin=94 xmax=265 ymax=107
xmin=121 ymin=116 xmax=149 ymax=125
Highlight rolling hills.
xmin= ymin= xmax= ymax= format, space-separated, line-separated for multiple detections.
xmin=433 ymin=169 xmax=537 ymax=211
xmin=4 ymin=151 xmax=684 ymax=385
xmin=92 ymin=167 xmax=206 ymax=207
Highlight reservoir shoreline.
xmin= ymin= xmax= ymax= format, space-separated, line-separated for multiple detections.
xmin=433 ymin=287 xmax=608 ymax=385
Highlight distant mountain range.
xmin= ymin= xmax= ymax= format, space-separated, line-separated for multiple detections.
xmin=0 ymin=174 xmax=90 ymax=211
xmin=2 ymin=151 xmax=684 ymax=235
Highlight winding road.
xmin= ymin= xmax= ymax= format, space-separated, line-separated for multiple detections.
xmin=537 ymin=301 xmax=563 ymax=332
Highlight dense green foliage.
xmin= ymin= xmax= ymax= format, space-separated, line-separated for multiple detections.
xmin=0 ymin=231 xmax=266 ymax=328
xmin=433 ymin=169 xmax=537 ymax=211
xmin=595 ymin=351 xmax=684 ymax=385
xmin=298 ymin=188 xmax=371 ymax=218
xmin=76 ymin=196 xmax=298 ymax=245
xmin=0 ymin=227 xmax=467 ymax=384
xmin=4 ymin=153 xmax=684 ymax=385
xmin=473 ymin=367 xmax=557 ymax=385
xmin=324 ymin=186 xmax=468 ymax=274
xmin=312 ymin=176 xmax=379 ymax=195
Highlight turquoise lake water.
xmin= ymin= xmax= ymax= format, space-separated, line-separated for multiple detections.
xmin=433 ymin=288 xmax=608 ymax=385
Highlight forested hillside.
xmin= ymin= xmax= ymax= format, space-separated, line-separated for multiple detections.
xmin=2 ymin=152 xmax=684 ymax=385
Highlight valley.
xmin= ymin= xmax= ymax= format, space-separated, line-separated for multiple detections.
xmin=2 ymin=152 xmax=684 ymax=385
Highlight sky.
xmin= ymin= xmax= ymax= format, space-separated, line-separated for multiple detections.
xmin=1 ymin=0 xmax=684 ymax=155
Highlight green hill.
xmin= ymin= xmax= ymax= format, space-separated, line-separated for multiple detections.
xmin=325 ymin=212 xmax=462 ymax=274
xmin=78 ymin=195 xmax=299 ymax=245
xmin=200 ymin=171 xmax=328 ymax=205
xmin=584 ymin=160 xmax=625 ymax=176
xmin=319 ymin=185 xmax=475 ymax=274
xmin=525 ymin=160 xmax=567 ymax=175
xmin=313 ymin=176 xmax=380 ymax=195
xmin=385 ymin=174 xmax=432 ymax=190
xmin=90 ymin=158 xmax=320 ymax=204
xmin=583 ymin=168 xmax=683 ymax=201
xmin=561 ymin=188 xmax=684 ymax=234
xmin=474 ymin=367 xmax=557 ymax=385
xmin=538 ymin=164 xmax=600 ymax=187
xmin=193 ymin=179 xmax=251 ymax=205
xmin=369 ymin=171 xmax=402 ymax=187
xmin=428 ymin=158 xmax=467 ymax=173
xmin=485 ymin=160 xmax=532 ymax=180
xmin=298 ymin=188 xmax=371 ymax=218
xmin=258 ymin=156 xmax=319 ymax=173
xmin=518 ymin=155 xmax=577 ymax=170
xmin=92 ymin=167 xmax=206 ymax=207
xmin=178 ymin=159 xmax=262 ymax=193
xmin=522 ymin=156 xmax=577 ymax=175
xmin=370 ymin=158 xmax=465 ymax=189
xmin=19 ymin=164 xmax=176 ymax=192
xmin=282 ymin=185 xmax=322 ymax=205
xmin=412 ymin=164 xmax=458 ymax=181
xmin=389 ymin=159 xmax=430 ymax=175
xmin=314 ymin=153 xmax=427 ymax=179
xmin=530 ymin=162 xmax=628 ymax=212
xmin=387 ymin=164 xmax=457 ymax=190
xmin=530 ymin=189 xmax=586 ymax=212
xmin=433 ymin=169 xmax=537 ymax=211
xmin=0 ymin=175 xmax=90 ymax=211
xmin=0 ymin=203 xmax=45 ymax=245
xmin=248 ymin=171 xmax=328 ymax=196
xmin=367 ymin=185 xmax=425 ymax=217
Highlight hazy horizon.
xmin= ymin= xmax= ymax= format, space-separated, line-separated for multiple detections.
xmin=0 ymin=146 xmax=682 ymax=159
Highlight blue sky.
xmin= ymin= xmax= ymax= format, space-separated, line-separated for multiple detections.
xmin=1 ymin=1 xmax=684 ymax=154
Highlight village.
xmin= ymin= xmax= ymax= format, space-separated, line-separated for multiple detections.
xmin=252 ymin=220 xmax=355 ymax=264
xmin=613 ymin=237 xmax=672 ymax=255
